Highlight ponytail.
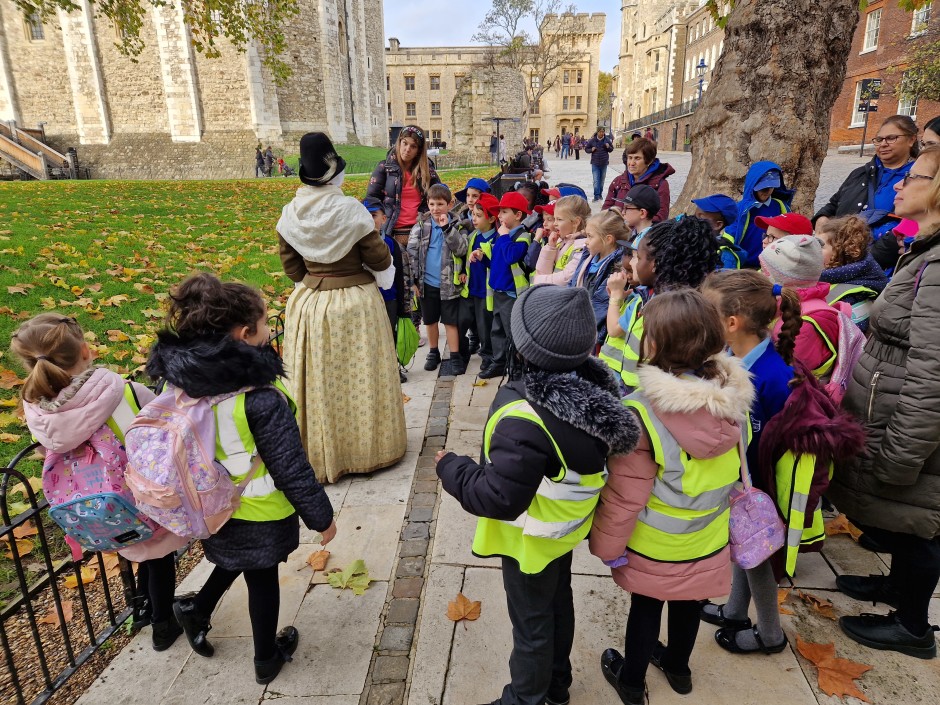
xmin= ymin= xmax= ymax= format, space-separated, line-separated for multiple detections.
xmin=10 ymin=314 xmax=87 ymax=403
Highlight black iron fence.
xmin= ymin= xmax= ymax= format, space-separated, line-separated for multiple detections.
xmin=625 ymin=97 xmax=700 ymax=133
xmin=1 ymin=444 xmax=139 ymax=705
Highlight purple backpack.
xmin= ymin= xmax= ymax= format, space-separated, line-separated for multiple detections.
xmin=728 ymin=427 xmax=786 ymax=569
xmin=124 ymin=387 xmax=260 ymax=540
xmin=42 ymin=423 xmax=157 ymax=556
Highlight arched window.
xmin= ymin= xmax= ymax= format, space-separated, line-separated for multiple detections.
xmin=338 ymin=20 xmax=347 ymax=56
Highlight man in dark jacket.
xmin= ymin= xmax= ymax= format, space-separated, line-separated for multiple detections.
xmin=437 ymin=285 xmax=639 ymax=705
xmin=584 ymin=126 xmax=615 ymax=202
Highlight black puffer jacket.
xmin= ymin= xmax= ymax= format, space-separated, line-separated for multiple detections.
xmin=147 ymin=334 xmax=334 ymax=570
xmin=367 ymin=150 xmax=440 ymax=237
xmin=437 ymin=357 xmax=639 ymax=521
xmin=828 ymin=227 xmax=940 ymax=539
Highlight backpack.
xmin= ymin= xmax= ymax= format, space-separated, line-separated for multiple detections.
xmin=124 ymin=386 xmax=261 ymax=540
xmin=42 ymin=422 xmax=157 ymax=557
xmin=799 ymin=298 xmax=865 ymax=404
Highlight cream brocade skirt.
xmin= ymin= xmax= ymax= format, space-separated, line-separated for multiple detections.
xmin=283 ymin=283 xmax=407 ymax=484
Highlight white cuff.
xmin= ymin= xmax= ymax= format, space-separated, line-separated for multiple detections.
xmin=365 ymin=263 xmax=395 ymax=290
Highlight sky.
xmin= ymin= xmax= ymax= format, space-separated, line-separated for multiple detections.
xmin=382 ymin=1 xmax=620 ymax=74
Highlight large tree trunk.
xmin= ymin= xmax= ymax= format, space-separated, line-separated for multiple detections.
xmin=674 ymin=0 xmax=860 ymax=217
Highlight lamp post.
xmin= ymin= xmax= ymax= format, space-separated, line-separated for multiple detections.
xmin=609 ymin=92 xmax=616 ymax=130
xmin=696 ymin=58 xmax=707 ymax=105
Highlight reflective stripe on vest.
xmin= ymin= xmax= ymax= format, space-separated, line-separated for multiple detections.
xmin=482 ymin=232 xmax=532 ymax=312
xmin=105 ymin=383 xmax=142 ymax=442
xmin=472 ymin=399 xmax=607 ymax=574
xmin=599 ymin=296 xmax=643 ymax=392
xmin=624 ymin=394 xmax=742 ymax=563
xmin=599 ymin=300 xmax=629 ymax=375
xmin=826 ymin=284 xmax=876 ymax=328
xmin=556 ymin=242 xmax=585 ymax=271
xmin=215 ymin=380 xmax=296 ymax=522
xmin=775 ymin=451 xmax=829 ymax=577
xmin=801 ymin=316 xmax=838 ymax=378
xmin=719 ymin=232 xmax=742 ymax=269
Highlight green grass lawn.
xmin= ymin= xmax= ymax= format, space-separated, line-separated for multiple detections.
xmin=281 ymin=144 xmax=393 ymax=175
xmin=0 ymin=165 xmax=497 ymax=470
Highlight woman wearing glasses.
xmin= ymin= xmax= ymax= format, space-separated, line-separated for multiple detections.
xmin=814 ymin=115 xmax=920 ymax=244
xmin=828 ymin=146 xmax=940 ymax=660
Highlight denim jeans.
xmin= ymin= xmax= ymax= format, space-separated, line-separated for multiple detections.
xmin=561 ymin=144 xmax=569 ymax=159
xmin=591 ymin=164 xmax=608 ymax=201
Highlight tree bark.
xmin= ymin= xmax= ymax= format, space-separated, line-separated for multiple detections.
xmin=674 ymin=0 xmax=860 ymax=217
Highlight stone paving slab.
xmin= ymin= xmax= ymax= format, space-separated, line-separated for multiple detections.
xmin=159 ymin=636 xmax=261 ymax=705
xmin=309 ymin=504 xmax=407 ymax=585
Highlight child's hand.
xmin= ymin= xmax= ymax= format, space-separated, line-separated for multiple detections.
xmin=434 ymin=450 xmax=449 ymax=463
xmin=412 ymin=285 xmax=421 ymax=299
xmin=469 ymin=249 xmax=483 ymax=263
xmin=458 ymin=273 xmax=467 ymax=284
xmin=548 ymin=232 xmax=560 ymax=248
xmin=319 ymin=519 xmax=338 ymax=546
xmin=434 ymin=212 xmax=450 ymax=227
xmin=607 ymin=271 xmax=629 ymax=295
xmin=534 ymin=227 xmax=545 ymax=242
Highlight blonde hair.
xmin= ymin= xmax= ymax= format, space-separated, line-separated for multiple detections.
xmin=587 ymin=210 xmax=630 ymax=243
xmin=917 ymin=145 xmax=940 ymax=213
xmin=815 ymin=215 xmax=871 ymax=268
xmin=553 ymin=195 xmax=592 ymax=232
xmin=10 ymin=314 xmax=87 ymax=403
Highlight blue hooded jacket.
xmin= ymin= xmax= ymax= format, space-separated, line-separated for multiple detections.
xmin=730 ymin=161 xmax=795 ymax=268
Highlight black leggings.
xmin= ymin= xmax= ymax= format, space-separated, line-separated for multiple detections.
xmin=193 ymin=565 xmax=281 ymax=661
xmin=136 ymin=553 xmax=176 ymax=623
xmin=619 ymin=593 xmax=701 ymax=688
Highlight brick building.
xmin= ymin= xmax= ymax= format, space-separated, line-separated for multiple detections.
xmin=829 ymin=1 xmax=938 ymax=150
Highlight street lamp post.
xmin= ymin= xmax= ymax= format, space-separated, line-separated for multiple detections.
xmin=696 ymin=58 xmax=707 ymax=105
xmin=609 ymin=92 xmax=616 ymax=130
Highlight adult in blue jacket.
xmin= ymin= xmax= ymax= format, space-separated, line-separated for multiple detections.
xmin=584 ymin=126 xmax=615 ymax=202
xmin=730 ymin=161 xmax=794 ymax=268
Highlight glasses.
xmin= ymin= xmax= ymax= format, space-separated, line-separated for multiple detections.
xmin=922 ymin=140 xmax=939 ymax=149
xmin=872 ymin=134 xmax=906 ymax=145
xmin=900 ymin=172 xmax=937 ymax=187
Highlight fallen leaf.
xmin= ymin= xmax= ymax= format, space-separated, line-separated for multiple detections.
xmin=796 ymin=636 xmax=872 ymax=702
xmin=38 ymin=600 xmax=73 ymax=627
xmin=0 ymin=411 xmax=23 ymax=427
xmin=0 ymin=432 xmax=22 ymax=443
xmin=0 ymin=398 xmax=19 ymax=408
xmin=825 ymin=514 xmax=863 ymax=542
xmin=0 ymin=369 xmax=25 ymax=390
xmin=778 ymin=588 xmax=794 ymax=615
xmin=402 ymin=393 xmax=411 ymax=404
xmin=106 ymin=329 xmax=130 ymax=342
xmin=9 ymin=477 xmax=42 ymax=496
xmin=327 ymin=559 xmax=371 ymax=595
xmin=797 ymin=590 xmax=837 ymax=620
xmin=472 ymin=379 xmax=488 ymax=387
xmin=1 ymin=537 xmax=34 ymax=559
xmin=306 ymin=549 xmax=330 ymax=572
xmin=447 ymin=592 xmax=482 ymax=623
xmin=63 ymin=566 xmax=97 ymax=589
xmin=13 ymin=521 xmax=38 ymax=538
xmin=6 ymin=285 xmax=28 ymax=295
xmin=101 ymin=553 xmax=122 ymax=579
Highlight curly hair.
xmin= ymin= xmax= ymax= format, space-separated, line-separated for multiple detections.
xmin=644 ymin=216 xmax=720 ymax=290
xmin=816 ymin=215 xmax=871 ymax=268
xmin=167 ymin=272 xmax=267 ymax=339
xmin=702 ymin=270 xmax=803 ymax=367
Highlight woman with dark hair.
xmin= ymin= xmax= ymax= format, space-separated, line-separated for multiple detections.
xmin=368 ymin=125 xmax=441 ymax=332
xmin=828 ymin=146 xmax=940 ymax=660
xmin=814 ymin=115 xmax=919 ymax=242
xmin=279 ymin=132 xmax=407 ymax=483
xmin=923 ymin=116 xmax=940 ymax=149
xmin=603 ymin=138 xmax=675 ymax=221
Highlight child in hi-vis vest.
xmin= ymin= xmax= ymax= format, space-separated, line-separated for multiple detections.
xmin=590 ymin=289 xmax=754 ymax=703
xmin=147 ymin=273 xmax=336 ymax=685
xmin=436 ymin=285 xmax=638 ymax=705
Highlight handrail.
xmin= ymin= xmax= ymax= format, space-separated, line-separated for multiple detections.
xmin=626 ymin=97 xmax=700 ymax=132
xmin=0 ymin=133 xmax=47 ymax=179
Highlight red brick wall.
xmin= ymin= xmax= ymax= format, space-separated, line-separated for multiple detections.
xmin=829 ymin=1 xmax=939 ymax=148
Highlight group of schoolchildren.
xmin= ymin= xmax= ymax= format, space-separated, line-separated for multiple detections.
xmin=432 ymin=162 xmax=895 ymax=705
xmin=9 ymin=162 xmax=906 ymax=705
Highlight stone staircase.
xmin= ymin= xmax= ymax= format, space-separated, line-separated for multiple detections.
xmin=0 ymin=122 xmax=70 ymax=180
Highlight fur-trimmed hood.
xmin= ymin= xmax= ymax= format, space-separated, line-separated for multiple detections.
xmin=522 ymin=356 xmax=640 ymax=456
xmin=634 ymin=354 xmax=755 ymax=459
xmin=146 ymin=332 xmax=285 ymax=399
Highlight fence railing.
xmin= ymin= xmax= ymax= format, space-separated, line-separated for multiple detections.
xmin=625 ymin=97 xmax=700 ymax=133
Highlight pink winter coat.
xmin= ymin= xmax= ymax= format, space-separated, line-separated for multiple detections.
xmin=24 ymin=367 xmax=187 ymax=562
xmin=589 ymin=354 xmax=755 ymax=601
xmin=771 ymin=282 xmax=841 ymax=376
xmin=533 ymin=236 xmax=587 ymax=285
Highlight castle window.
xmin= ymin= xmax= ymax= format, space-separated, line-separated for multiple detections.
xmin=912 ymin=2 xmax=931 ymax=35
xmin=862 ymin=9 xmax=881 ymax=52
xmin=531 ymin=100 xmax=539 ymax=115
xmin=431 ymin=102 xmax=441 ymax=116
xmin=405 ymin=75 xmax=415 ymax=91
xmin=529 ymin=128 xmax=540 ymax=142
xmin=386 ymin=75 xmax=390 ymax=91
xmin=430 ymin=75 xmax=440 ymax=91
xmin=576 ymin=70 xmax=583 ymax=84
xmin=531 ymin=75 xmax=540 ymax=89
xmin=576 ymin=96 xmax=582 ymax=110
xmin=563 ymin=97 xmax=569 ymax=110
xmin=431 ymin=130 xmax=442 ymax=141
xmin=388 ymin=102 xmax=392 ymax=118
xmin=26 ymin=12 xmax=44 ymax=41
xmin=338 ymin=20 xmax=348 ymax=56
xmin=367 ymin=56 xmax=372 ymax=70
xmin=406 ymin=102 xmax=416 ymax=117
xmin=563 ymin=70 xmax=570 ymax=84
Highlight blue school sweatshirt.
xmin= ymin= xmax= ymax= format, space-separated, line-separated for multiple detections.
xmin=468 ymin=228 xmax=497 ymax=299
xmin=488 ymin=225 xmax=529 ymax=294
xmin=739 ymin=337 xmax=794 ymax=476
xmin=380 ymin=235 xmax=397 ymax=302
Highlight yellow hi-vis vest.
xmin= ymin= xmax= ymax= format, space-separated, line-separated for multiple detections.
xmin=480 ymin=231 xmax=533 ymax=312
xmin=774 ymin=450 xmax=830 ymax=577
xmin=105 ymin=383 xmax=144 ymax=441
xmin=472 ymin=399 xmax=608 ymax=574
xmin=624 ymin=393 xmax=743 ymax=562
xmin=598 ymin=294 xmax=644 ymax=393
xmin=556 ymin=241 xmax=586 ymax=271
xmin=214 ymin=380 xmax=297 ymax=523
xmin=739 ymin=198 xmax=789 ymax=245
xmin=825 ymin=283 xmax=877 ymax=329
xmin=718 ymin=231 xmax=743 ymax=269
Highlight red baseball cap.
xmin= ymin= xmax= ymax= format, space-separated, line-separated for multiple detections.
xmin=540 ymin=187 xmax=561 ymax=200
xmin=754 ymin=212 xmax=813 ymax=235
xmin=534 ymin=203 xmax=555 ymax=215
xmin=498 ymin=191 xmax=532 ymax=214
xmin=475 ymin=192 xmax=501 ymax=217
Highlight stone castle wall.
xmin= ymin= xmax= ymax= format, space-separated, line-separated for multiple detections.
xmin=0 ymin=0 xmax=388 ymax=179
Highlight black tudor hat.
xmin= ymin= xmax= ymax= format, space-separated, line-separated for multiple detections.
xmin=298 ymin=132 xmax=347 ymax=187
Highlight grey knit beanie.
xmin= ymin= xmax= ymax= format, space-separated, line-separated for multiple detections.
xmin=510 ymin=284 xmax=597 ymax=371
xmin=759 ymin=234 xmax=824 ymax=289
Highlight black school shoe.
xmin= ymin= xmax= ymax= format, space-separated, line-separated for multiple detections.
xmin=478 ymin=363 xmax=505 ymax=380
xmin=600 ymin=648 xmax=647 ymax=705
xmin=424 ymin=348 xmax=442 ymax=371
xmin=151 ymin=617 xmax=184 ymax=651
xmin=840 ymin=612 xmax=938 ymax=659
xmin=450 ymin=356 xmax=467 ymax=376
xmin=699 ymin=601 xmax=753 ymax=630
xmin=254 ymin=626 xmax=300 ymax=684
xmin=649 ymin=641 xmax=693 ymax=694
xmin=836 ymin=574 xmax=901 ymax=609
xmin=544 ymin=692 xmax=570 ymax=705
xmin=173 ymin=595 xmax=215 ymax=657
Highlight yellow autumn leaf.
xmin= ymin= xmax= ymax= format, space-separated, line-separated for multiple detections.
xmin=0 ymin=432 xmax=22 ymax=443
xmin=63 ymin=566 xmax=97 ymax=589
